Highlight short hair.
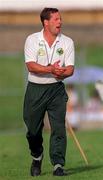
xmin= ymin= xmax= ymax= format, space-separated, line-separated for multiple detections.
xmin=40 ymin=7 xmax=59 ymax=26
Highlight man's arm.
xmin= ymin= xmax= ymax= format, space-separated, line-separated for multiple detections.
xmin=26 ymin=60 xmax=65 ymax=75
xmin=26 ymin=61 xmax=52 ymax=74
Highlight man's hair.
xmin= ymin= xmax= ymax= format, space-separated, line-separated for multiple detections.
xmin=40 ymin=7 xmax=59 ymax=26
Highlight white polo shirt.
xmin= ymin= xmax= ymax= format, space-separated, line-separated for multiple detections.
xmin=24 ymin=29 xmax=75 ymax=84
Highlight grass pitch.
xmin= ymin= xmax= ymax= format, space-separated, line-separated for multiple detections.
xmin=0 ymin=129 xmax=103 ymax=180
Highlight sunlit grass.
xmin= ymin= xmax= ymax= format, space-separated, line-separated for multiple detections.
xmin=0 ymin=130 xmax=103 ymax=180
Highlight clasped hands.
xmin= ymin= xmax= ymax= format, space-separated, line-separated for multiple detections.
xmin=51 ymin=60 xmax=66 ymax=80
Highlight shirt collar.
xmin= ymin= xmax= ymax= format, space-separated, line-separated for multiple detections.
xmin=39 ymin=29 xmax=60 ymax=46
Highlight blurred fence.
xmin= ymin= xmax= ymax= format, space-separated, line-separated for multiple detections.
xmin=0 ymin=24 xmax=103 ymax=53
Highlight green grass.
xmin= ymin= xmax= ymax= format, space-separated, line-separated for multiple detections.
xmin=0 ymin=130 xmax=103 ymax=180
xmin=0 ymin=54 xmax=24 ymax=88
xmin=0 ymin=54 xmax=25 ymax=130
xmin=86 ymin=45 xmax=103 ymax=66
xmin=76 ymin=45 xmax=103 ymax=67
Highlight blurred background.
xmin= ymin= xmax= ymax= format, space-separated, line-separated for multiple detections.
xmin=0 ymin=0 xmax=103 ymax=131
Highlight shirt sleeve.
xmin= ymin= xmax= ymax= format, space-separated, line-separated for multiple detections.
xmin=64 ymin=39 xmax=75 ymax=66
xmin=24 ymin=35 xmax=37 ymax=63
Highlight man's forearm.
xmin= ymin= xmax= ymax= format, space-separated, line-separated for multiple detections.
xmin=26 ymin=62 xmax=52 ymax=74
xmin=62 ymin=65 xmax=74 ymax=77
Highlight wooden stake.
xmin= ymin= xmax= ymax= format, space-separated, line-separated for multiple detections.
xmin=67 ymin=123 xmax=89 ymax=165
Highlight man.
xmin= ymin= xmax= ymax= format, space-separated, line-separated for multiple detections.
xmin=23 ymin=7 xmax=75 ymax=176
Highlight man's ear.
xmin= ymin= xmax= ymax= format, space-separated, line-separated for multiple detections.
xmin=44 ymin=19 xmax=48 ymax=26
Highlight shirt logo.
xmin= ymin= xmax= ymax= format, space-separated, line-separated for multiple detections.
xmin=38 ymin=48 xmax=45 ymax=56
xmin=56 ymin=48 xmax=64 ymax=56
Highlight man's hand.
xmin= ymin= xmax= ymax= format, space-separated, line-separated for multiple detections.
xmin=51 ymin=60 xmax=66 ymax=79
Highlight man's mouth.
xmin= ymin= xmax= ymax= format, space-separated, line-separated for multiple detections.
xmin=56 ymin=26 xmax=61 ymax=30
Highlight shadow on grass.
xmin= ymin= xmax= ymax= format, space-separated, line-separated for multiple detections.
xmin=41 ymin=165 xmax=103 ymax=176
xmin=66 ymin=164 xmax=103 ymax=175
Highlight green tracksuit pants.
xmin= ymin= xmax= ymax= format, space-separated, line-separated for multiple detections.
xmin=23 ymin=81 xmax=68 ymax=166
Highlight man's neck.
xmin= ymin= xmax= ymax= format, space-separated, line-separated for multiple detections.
xmin=43 ymin=30 xmax=57 ymax=47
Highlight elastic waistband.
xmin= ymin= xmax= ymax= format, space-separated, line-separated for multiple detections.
xmin=28 ymin=81 xmax=63 ymax=87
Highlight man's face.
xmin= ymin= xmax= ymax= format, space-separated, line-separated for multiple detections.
xmin=45 ymin=12 xmax=62 ymax=35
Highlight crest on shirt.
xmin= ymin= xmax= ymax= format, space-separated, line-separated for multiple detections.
xmin=56 ymin=48 xmax=64 ymax=56
xmin=38 ymin=48 xmax=46 ymax=56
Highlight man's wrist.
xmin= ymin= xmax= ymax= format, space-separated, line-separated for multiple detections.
xmin=45 ymin=64 xmax=53 ymax=73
